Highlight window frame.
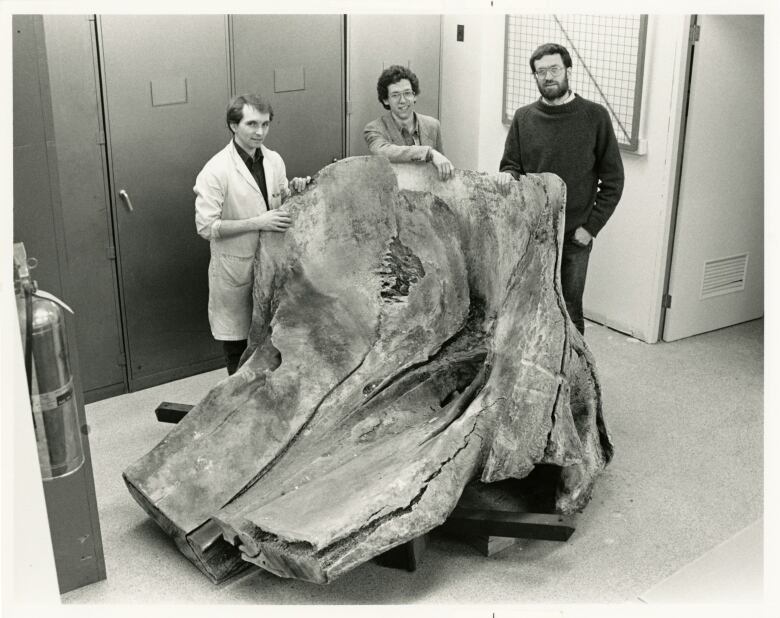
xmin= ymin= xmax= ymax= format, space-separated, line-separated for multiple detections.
xmin=502 ymin=15 xmax=648 ymax=152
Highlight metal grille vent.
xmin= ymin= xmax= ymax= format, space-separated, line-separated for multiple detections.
xmin=700 ymin=253 xmax=749 ymax=299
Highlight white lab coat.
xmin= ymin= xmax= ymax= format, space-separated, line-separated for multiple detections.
xmin=194 ymin=141 xmax=288 ymax=340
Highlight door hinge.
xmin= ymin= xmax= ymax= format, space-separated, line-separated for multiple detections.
xmin=87 ymin=15 xmax=96 ymax=22
xmin=346 ymin=100 xmax=352 ymax=115
xmin=106 ymin=245 xmax=116 ymax=260
xmin=97 ymin=130 xmax=106 ymax=145
xmin=689 ymin=24 xmax=701 ymax=45
xmin=662 ymin=293 xmax=672 ymax=308
xmin=115 ymin=353 xmax=127 ymax=367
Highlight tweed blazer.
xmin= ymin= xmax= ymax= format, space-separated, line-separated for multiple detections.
xmin=363 ymin=112 xmax=444 ymax=162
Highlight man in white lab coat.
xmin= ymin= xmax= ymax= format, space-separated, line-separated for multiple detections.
xmin=194 ymin=93 xmax=309 ymax=374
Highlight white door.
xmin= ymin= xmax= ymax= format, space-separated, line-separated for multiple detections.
xmin=347 ymin=15 xmax=441 ymax=157
xmin=663 ymin=15 xmax=763 ymax=341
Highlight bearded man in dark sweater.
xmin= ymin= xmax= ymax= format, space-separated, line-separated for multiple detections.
xmin=497 ymin=43 xmax=624 ymax=335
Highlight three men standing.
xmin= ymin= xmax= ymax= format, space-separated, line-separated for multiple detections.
xmin=498 ymin=43 xmax=625 ymax=335
xmin=196 ymin=43 xmax=624 ymax=372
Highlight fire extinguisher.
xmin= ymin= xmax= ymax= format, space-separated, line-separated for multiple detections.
xmin=14 ymin=242 xmax=85 ymax=480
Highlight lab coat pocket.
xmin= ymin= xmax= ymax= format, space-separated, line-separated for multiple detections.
xmin=215 ymin=253 xmax=254 ymax=288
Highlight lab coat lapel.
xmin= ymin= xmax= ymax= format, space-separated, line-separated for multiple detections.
xmin=260 ymin=144 xmax=274 ymax=208
xmin=229 ymin=142 xmax=263 ymax=196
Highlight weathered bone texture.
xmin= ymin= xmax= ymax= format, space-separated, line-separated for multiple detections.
xmin=123 ymin=156 xmax=613 ymax=584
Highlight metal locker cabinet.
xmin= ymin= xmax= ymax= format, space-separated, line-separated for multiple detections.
xmin=12 ymin=15 xmax=106 ymax=594
xmin=98 ymin=15 xmax=229 ymax=390
xmin=231 ymin=14 xmax=345 ymax=177
xmin=42 ymin=15 xmax=127 ymax=402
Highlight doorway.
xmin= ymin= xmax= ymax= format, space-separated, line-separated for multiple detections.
xmin=662 ymin=15 xmax=763 ymax=341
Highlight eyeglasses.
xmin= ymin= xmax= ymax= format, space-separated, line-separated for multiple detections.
xmin=534 ymin=66 xmax=565 ymax=79
xmin=388 ymin=90 xmax=415 ymax=101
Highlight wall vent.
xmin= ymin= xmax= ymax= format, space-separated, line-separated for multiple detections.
xmin=700 ymin=253 xmax=749 ymax=299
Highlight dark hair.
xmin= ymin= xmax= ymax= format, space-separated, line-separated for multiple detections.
xmin=376 ymin=65 xmax=420 ymax=110
xmin=226 ymin=93 xmax=274 ymax=133
xmin=529 ymin=43 xmax=572 ymax=73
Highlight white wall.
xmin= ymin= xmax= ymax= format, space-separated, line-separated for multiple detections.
xmin=585 ymin=15 xmax=690 ymax=341
xmin=439 ymin=16 xmax=484 ymax=170
xmin=440 ymin=14 xmax=691 ymax=342
xmin=476 ymin=16 xmax=510 ymax=175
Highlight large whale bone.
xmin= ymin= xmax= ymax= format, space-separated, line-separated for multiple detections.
xmin=123 ymin=156 xmax=613 ymax=584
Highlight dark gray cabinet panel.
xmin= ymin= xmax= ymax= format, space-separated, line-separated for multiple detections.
xmin=231 ymin=14 xmax=344 ymax=177
xmin=43 ymin=16 xmax=126 ymax=401
xmin=17 ymin=15 xmax=348 ymax=398
xmin=15 ymin=15 xmax=126 ymax=402
xmin=12 ymin=15 xmax=106 ymax=593
xmin=98 ymin=15 xmax=228 ymax=389
xmin=13 ymin=15 xmax=65 ymax=300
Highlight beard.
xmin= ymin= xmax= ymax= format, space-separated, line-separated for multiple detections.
xmin=538 ymin=75 xmax=570 ymax=102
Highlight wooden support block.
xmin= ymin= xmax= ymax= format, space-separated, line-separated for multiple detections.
xmin=374 ymin=534 xmax=428 ymax=572
xmin=155 ymin=402 xmax=193 ymax=424
xmin=464 ymin=534 xmax=518 ymax=557
xmin=444 ymin=507 xmax=576 ymax=542
xmin=187 ymin=519 xmax=251 ymax=582
xmin=188 ymin=519 xmax=225 ymax=554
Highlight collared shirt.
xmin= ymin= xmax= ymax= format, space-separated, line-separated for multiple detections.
xmin=233 ymin=139 xmax=269 ymax=207
xmin=540 ymin=90 xmax=576 ymax=106
xmin=392 ymin=113 xmax=421 ymax=146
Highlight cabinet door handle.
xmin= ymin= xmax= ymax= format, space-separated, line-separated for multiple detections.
xmin=119 ymin=190 xmax=134 ymax=212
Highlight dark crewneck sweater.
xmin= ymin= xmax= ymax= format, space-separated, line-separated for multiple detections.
xmin=500 ymin=94 xmax=624 ymax=236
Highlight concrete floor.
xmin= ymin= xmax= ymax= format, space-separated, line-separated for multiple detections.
xmin=61 ymin=319 xmax=764 ymax=605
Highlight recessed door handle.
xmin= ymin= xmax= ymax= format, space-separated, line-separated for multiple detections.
xmin=119 ymin=189 xmax=134 ymax=212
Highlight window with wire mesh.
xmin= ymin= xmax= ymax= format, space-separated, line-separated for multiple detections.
xmin=504 ymin=15 xmax=648 ymax=151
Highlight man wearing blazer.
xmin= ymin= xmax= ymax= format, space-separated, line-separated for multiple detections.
xmin=194 ymin=93 xmax=309 ymax=374
xmin=364 ymin=65 xmax=454 ymax=181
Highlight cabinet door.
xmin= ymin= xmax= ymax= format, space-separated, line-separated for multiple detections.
xmin=99 ymin=15 xmax=228 ymax=389
xmin=14 ymin=15 xmax=127 ymax=402
xmin=231 ymin=14 xmax=344 ymax=177
xmin=347 ymin=15 xmax=441 ymax=157
xmin=43 ymin=16 xmax=127 ymax=401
